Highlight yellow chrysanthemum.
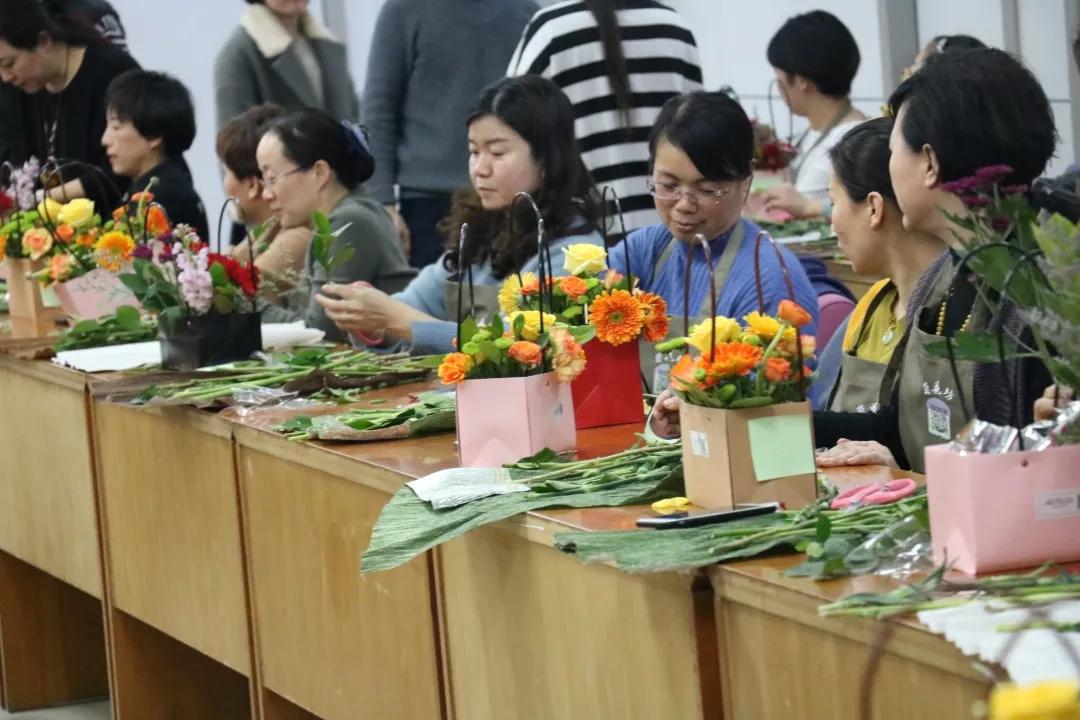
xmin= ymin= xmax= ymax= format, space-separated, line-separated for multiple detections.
xmin=497 ymin=272 xmax=535 ymax=315
xmin=988 ymin=680 xmax=1080 ymax=720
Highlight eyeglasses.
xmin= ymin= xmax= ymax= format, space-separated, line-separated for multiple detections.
xmin=647 ymin=177 xmax=745 ymax=206
xmin=262 ymin=166 xmax=306 ymax=190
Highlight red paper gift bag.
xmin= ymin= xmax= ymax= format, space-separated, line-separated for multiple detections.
xmin=570 ymin=339 xmax=643 ymax=429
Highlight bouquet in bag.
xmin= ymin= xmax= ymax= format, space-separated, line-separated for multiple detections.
xmin=751 ymin=119 xmax=798 ymax=172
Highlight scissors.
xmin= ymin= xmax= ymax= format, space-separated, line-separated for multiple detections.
xmin=830 ymin=478 xmax=918 ymax=510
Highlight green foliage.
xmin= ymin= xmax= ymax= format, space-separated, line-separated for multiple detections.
xmin=53 ymin=305 xmax=157 ymax=351
xmin=310 ymin=211 xmax=355 ymax=275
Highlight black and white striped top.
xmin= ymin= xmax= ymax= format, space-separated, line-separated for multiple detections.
xmin=507 ymin=0 xmax=702 ymax=235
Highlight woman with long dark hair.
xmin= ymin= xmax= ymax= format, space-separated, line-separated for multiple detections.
xmin=0 ymin=0 xmax=138 ymax=207
xmin=507 ymin=0 xmax=702 ymax=235
xmin=315 ymin=74 xmax=605 ymax=355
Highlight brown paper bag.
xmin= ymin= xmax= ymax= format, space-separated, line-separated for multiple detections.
xmin=679 ymin=400 xmax=817 ymax=509
xmin=5 ymin=258 xmax=60 ymax=338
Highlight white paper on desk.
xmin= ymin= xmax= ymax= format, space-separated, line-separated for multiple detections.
xmin=918 ymin=599 xmax=1080 ymax=683
xmin=407 ymin=468 xmax=529 ymax=510
xmin=52 ymin=322 xmax=327 ymax=373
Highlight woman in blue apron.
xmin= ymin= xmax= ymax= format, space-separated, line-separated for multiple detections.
xmin=315 ymin=75 xmax=604 ymax=354
xmin=815 ymin=49 xmax=1056 ymax=472
xmin=605 ymin=90 xmax=819 ymax=394
xmin=820 ymin=117 xmax=945 ymax=413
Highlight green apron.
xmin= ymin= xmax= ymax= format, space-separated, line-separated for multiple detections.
xmin=639 ymin=221 xmax=746 ymax=394
xmin=828 ymin=281 xmax=896 ymax=414
xmin=881 ymin=264 xmax=981 ymax=473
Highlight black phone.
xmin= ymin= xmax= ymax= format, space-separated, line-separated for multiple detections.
xmin=635 ymin=502 xmax=780 ymax=529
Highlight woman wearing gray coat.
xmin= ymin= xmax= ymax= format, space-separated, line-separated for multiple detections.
xmin=214 ymin=0 xmax=359 ymax=131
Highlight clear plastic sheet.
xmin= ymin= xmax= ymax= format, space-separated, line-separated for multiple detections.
xmin=948 ymin=401 xmax=1080 ymax=455
xmin=843 ymin=513 xmax=934 ymax=580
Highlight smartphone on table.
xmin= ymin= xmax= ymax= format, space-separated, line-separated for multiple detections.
xmin=635 ymin=502 xmax=780 ymax=529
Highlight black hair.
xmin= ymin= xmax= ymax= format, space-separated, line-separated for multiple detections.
xmin=584 ymin=0 xmax=631 ymax=129
xmin=265 ymin=108 xmax=375 ymax=191
xmin=888 ymin=48 xmax=1056 ymax=186
xmin=932 ymin=34 xmax=986 ymax=53
xmin=440 ymin=74 xmax=599 ymax=280
xmin=647 ymin=91 xmax=754 ymax=181
xmin=216 ymin=104 xmax=285 ymax=180
xmin=1073 ymin=25 xmax=1080 ymax=72
xmin=828 ymin=117 xmax=896 ymax=205
xmin=106 ymin=70 xmax=196 ymax=158
xmin=766 ymin=10 xmax=860 ymax=97
xmin=0 ymin=0 xmax=102 ymax=49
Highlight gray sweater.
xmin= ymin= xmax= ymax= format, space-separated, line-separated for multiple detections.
xmin=264 ymin=195 xmax=417 ymax=342
xmin=361 ymin=0 xmax=538 ymax=204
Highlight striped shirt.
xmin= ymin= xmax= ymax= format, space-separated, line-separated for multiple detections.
xmin=507 ymin=0 xmax=702 ymax=235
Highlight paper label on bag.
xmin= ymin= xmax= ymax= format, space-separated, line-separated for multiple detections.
xmin=1035 ymin=488 xmax=1080 ymax=520
xmin=926 ymin=398 xmax=951 ymax=440
xmin=690 ymin=430 xmax=709 ymax=458
xmin=747 ymin=415 xmax=816 ymax=481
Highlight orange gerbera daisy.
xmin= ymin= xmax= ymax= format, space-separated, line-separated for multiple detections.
xmin=704 ymin=342 xmax=762 ymax=380
xmin=438 ymin=352 xmax=473 ymax=385
xmin=508 ymin=340 xmax=543 ymax=367
xmin=558 ymin=275 xmax=588 ymax=300
xmin=637 ymin=291 xmax=669 ymax=342
xmin=763 ymin=356 xmax=792 ymax=383
xmin=94 ymin=231 xmax=135 ymax=271
xmin=590 ymin=289 xmax=644 ymax=345
xmin=669 ymin=353 xmax=698 ymax=390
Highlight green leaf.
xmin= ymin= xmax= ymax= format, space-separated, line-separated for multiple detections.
xmin=489 ymin=313 xmax=504 ymax=337
xmin=924 ymin=332 xmax=1027 ymax=363
xmin=815 ymin=514 xmax=832 ymax=543
xmin=209 ymin=262 xmax=229 ymax=287
xmin=119 ymin=271 xmax=148 ymax=296
xmin=329 ymin=244 xmax=355 ymax=271
xmin=571 ymin=324 xmax=596 ymax=345
xmin=114 ymin=305 xmax=141 ymax=331
xmin=312 ymin=211 xmax=333 ymax=235
xmin=459 ymin=316 xmax=479 ymax=346
xmin=727 ymin=396 xmax=775 ymax=409
xmin=562 ymin=305 xmax=584 ymax=319
xmin=478 ymin=341 xmax=500 ymax=362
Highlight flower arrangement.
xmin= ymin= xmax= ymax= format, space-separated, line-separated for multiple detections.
xmin=662 ymin=300 xmax=815 ymax=408
xmin=438 ymin=312 xmax=589 ymax=385
xmin=497 ymin=244 xmax=668 ymax=347
xmin=751 ymin=119 xmax=798 ymax=172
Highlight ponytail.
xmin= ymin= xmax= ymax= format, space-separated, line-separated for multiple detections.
xmin=584 ymin=0 xmax=632 ymax=130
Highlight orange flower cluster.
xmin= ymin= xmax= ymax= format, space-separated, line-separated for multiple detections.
xmin=438 ymin=352 xmax=473 ymax=385
xmin=591 ymin=289 xmax=669 ymax=346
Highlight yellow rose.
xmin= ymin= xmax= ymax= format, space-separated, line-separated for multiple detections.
xmin=688 ymin=316 xmax=740 ymax=353
xmin=498 ymin=272 xmax=535 ymax=315
xmin=36 ymin=197 xmax=63 ymax=223
xmin=562 ymin=243 xmax=607 ymax=276
xmin=742 ymin=311 xmax=797 ymax=343
xmin=989 ymin=681 xmax=1080 ymax=720
xmin=509 ymin=310 xmax=558 ymax=341
xmin=57 ymin=198 xmax=95 ymax=229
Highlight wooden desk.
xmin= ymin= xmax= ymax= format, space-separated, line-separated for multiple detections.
xmin=0 ymin=357 xmax=108 ymax=710
xmin=93 ymin=401 xmax=255 ymax=718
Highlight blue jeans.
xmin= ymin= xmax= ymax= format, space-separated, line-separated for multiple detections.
xmin=401 ymin=195 xmax=452 ymax=269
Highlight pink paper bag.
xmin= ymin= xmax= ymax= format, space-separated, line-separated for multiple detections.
xmin=54 ymin=268 xmax=141 ymax=319
xmin=455 ymin=372 xmax=576 ymax=468
xmin=925 ymin=443 xmax=1080 ymax=575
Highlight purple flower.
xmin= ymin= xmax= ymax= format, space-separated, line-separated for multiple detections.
xmin=940 ymin=176 xmax=984 ymax=195
xmin=975 ymin=164 xmax=1014 ymax=181
xmin=1000 ymin=184 xmax=1029 ymax=196
xmin=960 ymin=195 xmax=992 ymax=208
xmin=132 ymin=244 xmax=153 ymax=260
xmin=991 ymin=216 xmax=1011 ymax=232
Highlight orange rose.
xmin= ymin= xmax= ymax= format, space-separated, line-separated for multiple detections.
xmin=55 ymin=223 xmax=75 ymax=242
xmin=131 ymin=191 xmax=154 ymax=203
xmin=145 ymin=205 xmax=169 ymax=236
xmin=112 ymin=206 xmax=126 ymax=222
xmin=75 ymin=229 xmax=98 ymax=248
xmin=521 ymin=277 xmax=540 ymax=296
xmin=508 ymin=340 xmax=543 ymax=367
xmin=777 ymin=299 xmax=812 ymax=328
xmin=558 ymin=275 xmax=588 ymax=300
xmin=438 ymin=352 xmax=473 ymax=385
xmin=763 ymin=357 xmax=792 ymax=383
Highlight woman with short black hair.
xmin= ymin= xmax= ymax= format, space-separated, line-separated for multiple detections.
xmin=757 ymin=10 xmax=865 ymax=220
xmin=0 ymin=0 xmax=138 ymax=207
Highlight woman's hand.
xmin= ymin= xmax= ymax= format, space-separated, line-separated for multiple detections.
xmin=648 ymin=388 xmax=682 ymax=439
xmin=315 ymin=282 xmax=426 ymax=342
xmin=1034 ymin=384 xmax=1075 ymax=421
xmin=815 ymin=438 xmax=899 ymax=469
xmin=759 ymin=183 xmax=823 ymax=219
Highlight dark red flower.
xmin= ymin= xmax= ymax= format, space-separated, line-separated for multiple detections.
xmin=208 ymin=253 xmax=259 ymax=297
xmin=0 ymin=190 xmax=13 ymax=214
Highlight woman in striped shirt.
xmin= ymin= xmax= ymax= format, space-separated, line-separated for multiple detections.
xmin=507 ymin=0 xmax=702 ymax=235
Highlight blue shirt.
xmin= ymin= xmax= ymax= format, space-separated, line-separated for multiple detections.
xmin=394 ymin=228 xmax=605 ymax=354
xmin=608 ymin=219 xmax=820 ymax=338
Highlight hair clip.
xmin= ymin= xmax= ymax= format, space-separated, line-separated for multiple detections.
xmin=339 ymin=120 xmax=372 ymax=158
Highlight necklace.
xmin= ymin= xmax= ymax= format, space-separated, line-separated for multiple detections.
xmin=882 ymin=319 xmax=897 ymax=345
xmin=935 ymin=293 xmax=974 ymax=336
xmin=43 ymin=47 xmax=71 ymax=160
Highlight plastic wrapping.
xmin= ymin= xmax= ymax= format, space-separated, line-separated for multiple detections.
xmin=948 ymin=418 xmax=1019 ymax=454
xmin=843 ymin=513 xmax=933 ymax=579
xmin=948 ymin=401 xmax=1080 ymax=455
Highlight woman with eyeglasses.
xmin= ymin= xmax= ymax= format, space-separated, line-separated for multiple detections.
xmin=313 ymin=74 xmax=605 ymax=355
xmin=607 ymin=90 xmax=819 ymax=395
xmin=255 ymin=107 xmax=415 ymax=342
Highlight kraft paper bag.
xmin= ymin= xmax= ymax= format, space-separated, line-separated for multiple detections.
xmin=456 ymin=372 xmax=576 ymax=468
xmin=680 ymin=400 xmax=817 ymax=509
xmin=53 ymin=268 xmax=141 ymax=319
xmin=570 ymin=339 xmax=644 ymax=430
xmin=925 ymin=443 xmax=1080 ymax=575
xmin=5 ymin=258 xmax=61 ymax=337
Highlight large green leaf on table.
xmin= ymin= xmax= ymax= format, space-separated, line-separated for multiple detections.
xmin=924 ymin=331 xmax=1032 ymax=363
xmin=360 ymin=464 xmax=682 ymax=574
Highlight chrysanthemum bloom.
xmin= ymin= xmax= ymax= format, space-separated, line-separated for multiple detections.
xmin=704 ymin=342 xmax=762 ymax=381
xmin=94 ymin=231 xmax=135 ymax=271
xmin=438 ymin=352 xmax=473 ymax=385
xmin=508 ymin=340 xmax=543 ymax=367
xmin=497 ymin=272 xmax=534 ymax=315
xmin=638 ymin=292 xmax=669 ymax=342
xmin=591 ymin=289 xmax=644 ymax=345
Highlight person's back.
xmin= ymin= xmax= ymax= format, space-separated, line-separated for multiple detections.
xmin=362 ymin=0 xmax=538 ymax=269
xmin=508 ymin=0 xmax=702 ymax=234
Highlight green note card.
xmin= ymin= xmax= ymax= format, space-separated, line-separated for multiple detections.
xmin=747 ymin=415 xmax=815 ymax=482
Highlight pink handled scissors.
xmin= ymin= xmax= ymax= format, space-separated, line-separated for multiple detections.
xmin=346 ymin=281 xmax=385 ymax=347
xmin=830 ymin=478 xmax=918 ymax=510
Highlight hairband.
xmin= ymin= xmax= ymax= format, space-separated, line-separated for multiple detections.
xmin=340 ymin=120 xmax=372 ymax=159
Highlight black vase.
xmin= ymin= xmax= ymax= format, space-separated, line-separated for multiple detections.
xmin=158 ymin=312 xmax=262 ymax=370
